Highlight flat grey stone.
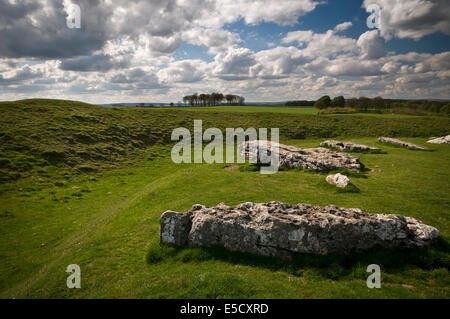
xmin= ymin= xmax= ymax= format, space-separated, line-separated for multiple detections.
xmin=427 ymin=135 xmax=450 ymax=144
xmin=321 ymin=140 xmax=380 ymax=152
xmin=240 ymin=140 xmax=362 ymax=172
xmin=378 ymin=137 xmax=428 ymax=150
xmin=160 ymin=202 xmax=440 ymax=258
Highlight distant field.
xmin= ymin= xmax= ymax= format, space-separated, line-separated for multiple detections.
xmin=173 ymin=105 xmax=319 ymax=115
xmin=0 ymin=99 xmax=449 ymax=298
xmin=171 ymin=105 xmax=437 ymax=118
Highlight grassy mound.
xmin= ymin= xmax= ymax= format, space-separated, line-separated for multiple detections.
xmin=1 ymin=99 xmax=449 ymax=183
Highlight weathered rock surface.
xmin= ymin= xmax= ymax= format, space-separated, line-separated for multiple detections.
xmin=240 ymin=140 xmax=362 ymax=172
xmin=427 ymin=135 xmax=450 ymax=144
xmin=378 ymin=137 xmax=428 ymax=150
xmin=326 ymin=173 xmax=350 ymax=188
xmin=321 ymin=140 xmax=380 ymax=152
xmin=160 ymin=202 xmax=440 ymax=258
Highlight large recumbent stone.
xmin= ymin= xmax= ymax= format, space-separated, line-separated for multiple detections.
xmin=159 ymin=202 xmax=440 ymax=258
xmin=239 ymin=140 xmax=362 ymax=172
xmin=378 ymin=137 xmax=428 ymax=150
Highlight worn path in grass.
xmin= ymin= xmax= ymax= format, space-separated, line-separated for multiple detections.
xmin=0 ymin=165 xmax=183 ymax=297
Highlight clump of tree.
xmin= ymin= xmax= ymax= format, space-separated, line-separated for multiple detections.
xmin=330 ymin=96 xmax=345 ymax=107
xmin=225 ymin=94 xmax=245 ymax=106
xmin=182 ymin=93 xmax=245 ymax=107
xmin=315 ymin=95 xmax=391 ymax=111
xmin=313 ymin=95 xmax=331 ymax=109
xmin=440 ymin=103 xmax=450 ymax=115
xmin=285 ymin=100 xmax=315 ymax=107
xmin=314 ymin=95 xmax=449 ymax=116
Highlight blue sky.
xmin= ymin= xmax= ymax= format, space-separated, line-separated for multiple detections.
xmin=177 ymin=0 xmax=450 ymax=62
xmin=0 ymin=0 xmax=449 ymax=103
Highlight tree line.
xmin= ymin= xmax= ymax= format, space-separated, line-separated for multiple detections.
xmin=313 ymin=95 xmax=450 ymax=115
xmin=182 ymin=93 xmax=245 ymax=107
xmin=285 ymin=100 xmax=315 ymax=107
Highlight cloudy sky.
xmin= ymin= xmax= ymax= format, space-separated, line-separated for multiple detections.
xmin=0 ymin=0 xmax=449 ymax=103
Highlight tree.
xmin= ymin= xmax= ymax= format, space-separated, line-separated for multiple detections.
xmin=192 ymin=93 xmax=199 ymax=106
xmin=216 ymin=93 xmax=224 ymax=105
xmin=314 ymin=95 xmax=331 ymax=109
xmin=199 ymin=94 xmax=208 ymax=106
xmin=183 ymin=95 xmax=196 ymax=107
xmin=440 ymin=103 xmax=450 ymax=115
xmin=371 ymin=96 xmax=385 ymax=109
xmin=285 ymin=100 xmax=315 ymax=107
xmin=358 ymin=97 xmax=371 ymax=111
xmin=406 ymin=101 xmax=419 ymax=109
xmin=346 ymin=97 xmax=358 ymax=108
xmin=225 ymin=94 xmax=234 ymax=105
xmin=427 ymin=102 xmax=442 ymax=113
xmin=182 ymin=92 xmax=244 ymax=106
xmin=182 ymin=95 xmax=190 ymax=106
xmin=211 ymin=92 xmax=224 ymax=106
xmin=384 ymin=99 xmax=392 ymax=109
xmin=205 ymin=94 xmax=211 ymax=106
xmin=330 ymin=96 xmax=345 ymax=107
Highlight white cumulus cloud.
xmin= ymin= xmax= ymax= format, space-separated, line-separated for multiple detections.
xmin=363 ymin=0 xmax=450 ymax=40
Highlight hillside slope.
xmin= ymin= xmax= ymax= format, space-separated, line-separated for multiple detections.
xmin=1 ymin=99 xmax=449 ymax=183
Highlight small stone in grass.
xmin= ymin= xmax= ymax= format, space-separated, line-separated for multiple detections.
xmin=326 ymin=173 xmax=350 ymax=188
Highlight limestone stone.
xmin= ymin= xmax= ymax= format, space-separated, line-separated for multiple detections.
xmin=160 ymin=202 xmax=440 ymax=258
xmin=326 ymin=173 xmax=350 ymax=188
xmin=378 ymin=137 xmax=428 ymax=150
xmin=321 ymin=140 xmax=380 ymax=152
xmin=427 ymin=135 xmax=450 ymax=144
xmin=239 ymin=140 xmax=362 ymax=172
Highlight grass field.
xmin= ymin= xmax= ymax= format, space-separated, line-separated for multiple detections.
xmin=172 ymin=105 xmax=434 ymax=119
xmin=173 ymin=105 xmax=320 ymax=115
xmin=0 ymin=99 xmax=449 ymax=298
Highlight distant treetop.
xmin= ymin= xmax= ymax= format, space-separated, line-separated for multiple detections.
xmin=182 ymin=93 xmax=245 ymax=106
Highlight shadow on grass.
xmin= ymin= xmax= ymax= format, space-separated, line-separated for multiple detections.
xmin=146 ymin=238 xmax=449 ymax=280
xmin=376 ymin=141 xmax=433 ymax=152
xmin=322 ymin=146 xmax=388 ymax=155
xmin=239 ymin=163 xmax=371 ymax=178
xmin=336 ymin=182 xmax=360 ymax=193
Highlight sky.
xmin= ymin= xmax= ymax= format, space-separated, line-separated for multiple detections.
xmin=0 ymin=0 xmax=449 ymax=103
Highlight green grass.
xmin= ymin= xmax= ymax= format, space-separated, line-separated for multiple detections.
xmin=1 ymin=99 xmax=448 ymax=183
xmin=173 ymin=105 xmax=438 ymax=119
xmin=0 ymin=99 xmax=449 ymax=298
xmin=173 ymin=105 xmax=320 ymax=115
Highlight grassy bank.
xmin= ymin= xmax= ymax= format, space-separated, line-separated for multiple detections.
xmin=1 ymin=99 xmax=449 ymax=183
